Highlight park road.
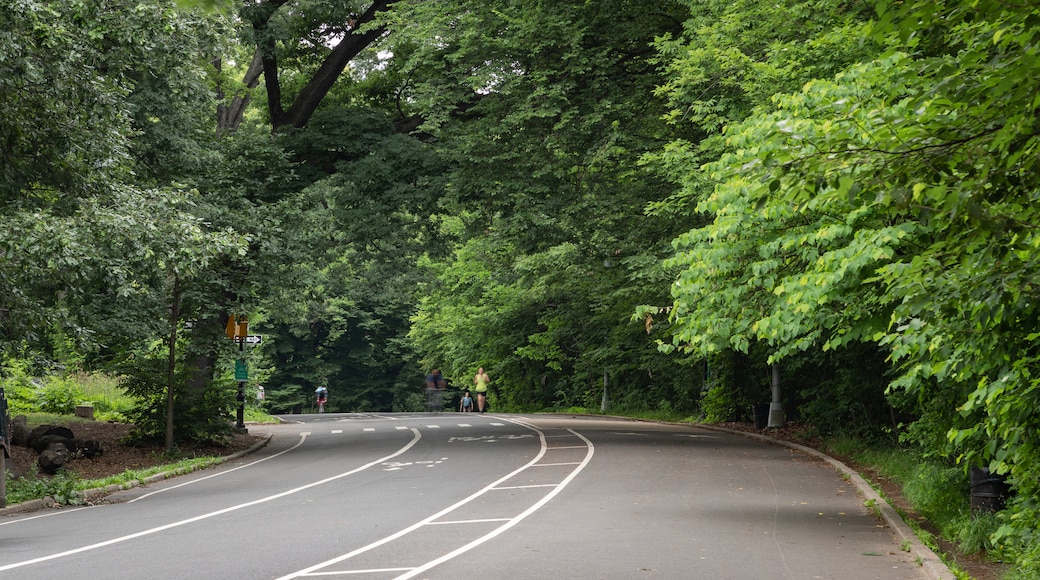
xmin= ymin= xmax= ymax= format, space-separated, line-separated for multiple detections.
xmin=0 ymin=413 xmax=945 ymax=579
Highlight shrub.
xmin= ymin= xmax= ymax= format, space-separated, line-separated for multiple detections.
xmin=35 ymin=376 xmax=86 ymax=414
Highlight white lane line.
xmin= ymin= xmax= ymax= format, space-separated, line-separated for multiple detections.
xmin=427 ymin=518 xmax=511 ymax=525
xmin=277 ymin=422 xmax=551 ymax=580
xmin=0 ymin=506 xmax=96 ymax=527
xmin=425 ymin=425 xmax=440 ymax=429
xmin=458 ymin=424 xmax=472 ymax=427
xmin=394 ymin=428 xmax=594 ymax=580
xmin=395 ymin=426 xmax=408 ymax=430
xmin=363 ymin=428 xmax=375 ymax=432
xmin=493 ymin=484 xmax=557 ymax=490
xmin=128 ymin=432 xmax=310 ymax=504
xmin=331 ymin=430 xmax=343 ymax=434
xmin=311 ymin=567 xmax=412 ymax=575
xmin=0 ymin=429 xmax=423 ymax=574
xmin=278 ymin=421 xmax=594 ymax=580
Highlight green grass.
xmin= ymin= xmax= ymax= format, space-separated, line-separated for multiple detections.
xmin=72 ymin=371 xmax=133 ymax=421
xmin=6 ymin=456 xmax=227 ymax=505
xmin=77 ymin=456 xmax=225 ymax=491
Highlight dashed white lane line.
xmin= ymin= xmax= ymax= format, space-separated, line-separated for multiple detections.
xmin=395 ymin=427 xmax=594 ymax=580
xmin=278 ymin=422 xmax=594 ymax=580
xmin=0 ymin=429 xmax=423 ymax=574
xmin=331 ymin=430 xmax=343 ymax=434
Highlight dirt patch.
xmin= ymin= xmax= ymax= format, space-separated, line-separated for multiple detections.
xmin=716 ymin=422 xmax=1008 ymax=580
xmin=6 ymin=419 xmax=264 ymax=482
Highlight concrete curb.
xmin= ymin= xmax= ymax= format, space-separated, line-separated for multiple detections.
xmin=697 ymin=424 xmax=956 ymax=580
xmin=0 ymin=433 xmax=272 ymax=516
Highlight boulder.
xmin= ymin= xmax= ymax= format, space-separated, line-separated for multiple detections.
xmin=27 ymin=424 xmax=75 ymax=451
xmin=35 ymin=434 xmax=76 ymax=454
xmin=11 ymin=415 xmax=30 ymax=446
xmin=73 ymin=439 xmax=103 ymax=458
xmin=38 ymin=443 xmax=71 ymax=474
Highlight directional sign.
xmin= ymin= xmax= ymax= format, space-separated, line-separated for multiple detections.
xmin=244 ymin=335 xmax=262 ymax=345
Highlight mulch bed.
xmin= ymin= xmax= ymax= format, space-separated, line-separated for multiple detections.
xmin=6 ymin=420 xmax=263 ymax=481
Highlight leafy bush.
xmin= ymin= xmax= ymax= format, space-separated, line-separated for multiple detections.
xmin=699 ymin=384 xmax=739 ymax=423
xmin=35 ymin=376 xmax=86 ymax=414
xmin=1 ymin=357 xmax=39 ymax=413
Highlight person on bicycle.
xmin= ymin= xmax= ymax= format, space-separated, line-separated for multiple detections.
xmin=316 ymin=386 xmax=329 ymax=412
xmin=425 ymin=369 xmax=445 ymax=411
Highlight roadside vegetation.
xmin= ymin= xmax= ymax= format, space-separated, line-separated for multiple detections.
xmin=3 ymin=1 xmax=1038 ymax=577
xmin=2 ymin=369 xmax=277 ymax=507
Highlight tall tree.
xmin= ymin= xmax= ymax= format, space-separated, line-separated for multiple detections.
xmin=391 ymin=0 xmax=703 ymax=410
xmin=654 ymin=0 xmax=1040 ymax=571
xmin=234 ymin=0 xmax=394 ymax=131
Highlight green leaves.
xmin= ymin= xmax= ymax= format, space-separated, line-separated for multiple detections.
xmin=655 ymin=0 xmax=1040 ymax=570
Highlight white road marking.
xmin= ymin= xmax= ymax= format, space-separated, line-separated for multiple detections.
xmin=428 ymin=518 xmax=510 ymax=525
xmin=0 ymin=506 xmax=96 ymax=527
xmin=0 ymin=429 xmax=423 ymax=574
xmin=128 ymin=432 xmax=310 ymax=504
xmin=277 ymin=420 xmax=595 ymax=580
xmin=363 ymin=428 xmax=375 ymax=432
xmin=331 ymin=430 xmax=343 ymax=434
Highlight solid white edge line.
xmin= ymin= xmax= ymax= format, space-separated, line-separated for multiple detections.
xmin=0 ymin=429 xmax=422 ymax=574
xmin=128 ymin=431 xmax=310 ymax=504
xmin=394 ymin=427 xmax=594 ymax=580
xmin=275 ymin=419 xmax=551 ymax=580
xmin=0 ymin=506 xmax=96 ymax=527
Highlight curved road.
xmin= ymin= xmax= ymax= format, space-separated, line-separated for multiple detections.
xmin=0 ymin=413 xmax=936 ymax=579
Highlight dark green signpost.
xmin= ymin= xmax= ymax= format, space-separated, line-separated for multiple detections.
xmin=1 ymin=386 xmax=10 ymax=507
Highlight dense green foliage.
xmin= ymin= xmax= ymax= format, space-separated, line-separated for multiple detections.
xmin=3 ymin=0 xmax=1040 ymax=573
xmin=650 ymin=0 xmax=1040 ymax=572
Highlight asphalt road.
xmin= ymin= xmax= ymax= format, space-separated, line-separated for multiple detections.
xmin=0 ymin=413 xmax=941 ymax=579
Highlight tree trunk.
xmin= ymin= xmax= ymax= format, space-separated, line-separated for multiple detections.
xmin=165 ymin=276 xmax=181 ymax=452
xmin=246 ymin=0 xmax=394 ymax=132
xmin=768 ymin=362 xmax=784 ymax=428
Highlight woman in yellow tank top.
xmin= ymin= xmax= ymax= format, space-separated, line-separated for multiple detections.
xmin=473 ymin=367 xmax=490 ymax=413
